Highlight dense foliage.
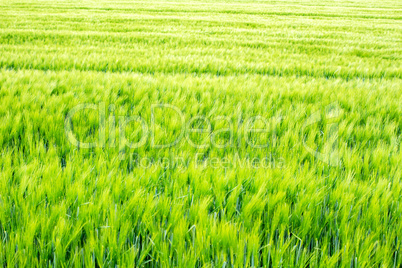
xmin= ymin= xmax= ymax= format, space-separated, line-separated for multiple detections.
xmin=0 ymin=0 xmax=401 ymax=266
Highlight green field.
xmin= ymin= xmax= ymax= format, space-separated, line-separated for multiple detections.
xmin=0 ymin=0 xmax=401 ymax=267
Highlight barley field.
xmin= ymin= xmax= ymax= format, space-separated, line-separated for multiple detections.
xmin=0 ymin=0 xmax=401 ymax=267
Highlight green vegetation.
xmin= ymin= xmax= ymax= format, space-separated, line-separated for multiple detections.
xmin=0 ymin=0 xmax=401 ymax=266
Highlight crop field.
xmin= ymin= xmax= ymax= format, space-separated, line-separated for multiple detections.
xmin=0 ymin=0 xmax=401 ymax=267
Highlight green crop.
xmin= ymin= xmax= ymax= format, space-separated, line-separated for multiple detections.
xmin=0 ymin=0 xmax=401 ymax=267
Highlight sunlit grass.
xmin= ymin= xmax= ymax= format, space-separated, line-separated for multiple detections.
xmin=0 ymin=0 xmax=401 ymax=267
